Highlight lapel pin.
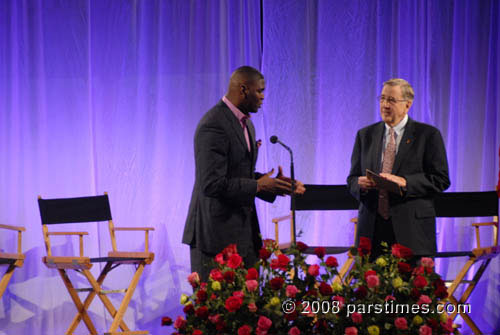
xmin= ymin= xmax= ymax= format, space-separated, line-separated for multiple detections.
xmin=406 ymin=139 xmax=411 ymax=144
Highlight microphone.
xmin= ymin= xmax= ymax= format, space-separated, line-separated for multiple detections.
xmin=269 ymin=135 xmax=292 ymax=154
xmin=269 ymin=135 xmax=297 ymax=244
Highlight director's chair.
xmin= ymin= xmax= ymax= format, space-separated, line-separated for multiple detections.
xmin=433 ymin=191 xmax=499 ymax=335
xmin=39 ymin=193 xmax=154 ymax=335
xmin=0 ymin=224 xmax=26 ymax=299
xmin=272 ymin=184 xmax=359 ymax=283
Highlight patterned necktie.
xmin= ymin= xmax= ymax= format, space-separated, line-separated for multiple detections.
xmin=241 ymin=116 xmax=251 ymax=152
xmin=378 ymin=128 xmax=396 ymax=219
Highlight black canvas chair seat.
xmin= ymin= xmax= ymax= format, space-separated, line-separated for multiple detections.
xmin=39 ymin=193 xmax=154 ymax=335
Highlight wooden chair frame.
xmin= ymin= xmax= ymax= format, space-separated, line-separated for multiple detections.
xmin=433 ymin=191 xmax=499 ymax=335
xmin=273 ymin=187 xmax=500 ymax=334
xmin=272 ymin=185 xmax=359 ymax=283
xmin=0 ymin=224 xmax=26 ymax=299
xmin=39 ymin=193 xmax=154 ymax=335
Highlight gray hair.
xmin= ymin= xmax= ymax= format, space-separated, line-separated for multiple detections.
xmin=383 ymin=78 xmax=414 ymax=101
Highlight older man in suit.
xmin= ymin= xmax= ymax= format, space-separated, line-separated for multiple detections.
xmin=183 ymin=66 xmax=304 ymax=281
xmin=347 ymin=78 xmax=450 ymax=259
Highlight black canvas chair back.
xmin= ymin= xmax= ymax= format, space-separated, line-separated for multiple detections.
xmin=293 ymin=184 xmax=359 ymax=211
xmin=38 ymin=195 xmax=112 ymax=225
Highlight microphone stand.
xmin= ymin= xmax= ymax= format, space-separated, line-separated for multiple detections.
xmin=290 ymin=152 xmax=296 ymax=246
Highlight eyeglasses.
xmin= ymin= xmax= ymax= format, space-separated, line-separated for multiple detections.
xmin=377 ymin=95 xmax=407 ymax=105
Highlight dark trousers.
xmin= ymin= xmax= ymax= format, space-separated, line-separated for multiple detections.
xmin=190 ymin=246 xmax=259 ymax=283
xmin=370 ymin=214 xmax=397 ymax=262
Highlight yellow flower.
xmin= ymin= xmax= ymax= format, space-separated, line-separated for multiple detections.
xmin=367 ymin=325 xmax=380 ymax=335
xmin=440 ymin=312 xmax=449 ymax=323
xmin=180 ymin=293 xmax=189 ymax=305
xmin=331 ymin=282 xmax=343 ymax=292
xmin=375 ymin=257 xmax=387 ymax=267
xmin=270 ymin=297 xmax=280 ymax=306
xmin=392 ymin=277 xmax=403 ymax=288
xmin=412 ymin=315 xmax=423 ymax=325
xmin=211 ymin=281 xmax=221 ymax=291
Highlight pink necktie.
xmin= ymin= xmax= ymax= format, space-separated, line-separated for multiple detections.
xmin=241 ymin=117 xmax=251 ymax=152
xmin=378 ymin=128 xmax=396 ymax=219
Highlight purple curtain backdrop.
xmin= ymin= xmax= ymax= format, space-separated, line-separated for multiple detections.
xmin=0 ymin=0 xmax=498 ymax=334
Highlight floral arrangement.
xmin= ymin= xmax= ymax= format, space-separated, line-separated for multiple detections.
xmin=162 ymin=238 xmax=456 ymax=335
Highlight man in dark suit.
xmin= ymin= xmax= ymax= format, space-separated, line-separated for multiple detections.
xmin=183 ymin=66 xmax=304 ymax=281
xmin=347 ymin=78 xmax=450 ymax=258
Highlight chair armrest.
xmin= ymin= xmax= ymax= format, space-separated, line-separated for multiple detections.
xmin=47 ymin=232 xmax=89 ymax=236
xmin=0 ymin=224 xmax=26 ymax=232
xmin=112 ymin=227 xmax=155 ymax=231
xmin=272 ymin=214 xmax=292 ymax=224
xmin=471 ymin=222 xmax=497 ymax=227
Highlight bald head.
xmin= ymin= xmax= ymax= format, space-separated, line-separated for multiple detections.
xmin=225 ymin=66 xmax=265 ymax=114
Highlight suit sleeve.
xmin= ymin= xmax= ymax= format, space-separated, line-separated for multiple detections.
xmin=347 ymin=131 xmax=363 ymax=201
xmin=196 ymin=121 xmax=257 ymax=206
xmin=254 ymin=172 xmax=277 ymax=203
xmin=402 ymin=128 xmax=450 ymax=197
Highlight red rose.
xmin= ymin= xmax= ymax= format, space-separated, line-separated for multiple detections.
xmin=161 ymin=316 xmax=172 ymax=326
xmin=354 ymin=286 xmax=367 ymax=299
xmin=319 ymin=281 xmax=333 ymax=295
xmin=270 ymin=254 xmax=290 ymax=271
xmin=398 ymin=262 xmax=412 ymax=273
xmin=192 ymin=330 xmax=203 ymax=335
xmin=270 ymin=277 xmax=284 ymax=290
xmin=358 ymin=237 xmax=371 ymax=256
xmin=233 ymin=291 xmax=245 ymax=299
xmin=227 ymin=254 xmax=243 ymax=269
xmin=246 ymin=267 xmax=259 ymax=280
xmin=296 ymin=241 xmax=309 ymax=252
xmin=257 ymin=315 xmax=272 ymax=330
xmin=305 ymin=288 xmax=318 ymax=297
xmin=411 ymin=288 xmax=421 ymax=299
xmin=196 ymin=289 xmax=207 ymax=302
xmin=259 ymin=248 xmax=272 ymax=260
xmin=215 ymin=253 xmax=225 ymax=265
xmin=308 ymin=264 xmax=320 ymax=277
xmin=225 ymin=296 xmax=243 ymax=312
xmin=314 ymin=247 xmax=326 ymax=258
xmin=427 ymin=318 xmax=439 ymax=329
xmin=223 ymin=271 xmax=235 ymax=282
xmin=195 ymin=306 xmax=209 ymax=319
xmin=238 ymin=325 xmax=252 ymax=335
xmin=173 ymin=316 xmax=187 ymax=330
xmin=222 ymin=244 xmax=238 ymax=257
xmin=285 ymin=310 xmax=298 ymax=321
xmin=394 ymin=317 xmax=408 ymax=330
xmin=413 ymin=275 xmax=428 ymax=289
xmin=210 ymin=269 xmax=223 ymax=281
xmin=433 ymin=278 xmax=445 ymax=288
xmin=325 ymin=256 xmax=338 ymax=267
xmin=364 ymin=270 xmax=376 ymax=280
xmin=183 ymin=304 xmax=194 ymax=314
xmin=289 ymin=326 xmax=300 ymax=335
xmin=391 ymin=244 xmax=413 ymax=259
xmin=187 ymin=272 xmax=200 ymax=288
xmin=434 ymin=285 xmax=448 ymax=299
xmin=351 ymin=312 xmax=362 ymax=324
xmin=366 ymin=275 xmax=380 ymax=288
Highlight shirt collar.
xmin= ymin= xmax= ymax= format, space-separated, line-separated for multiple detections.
xmin=385 ymin=114 xmax=408 ymax=135
xmin=222 ymin=96 xmax=248 ymax=123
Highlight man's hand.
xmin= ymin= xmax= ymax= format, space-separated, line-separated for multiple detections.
xmin=276 ymin=166 xmax=306 ymax=195
xmin=379 ymin=173 xmax=407 ymax=188
xmin=257 ymin=168 xmax=292 ymax=195
xmin=358 ymin=176 xmax=376 ymax=190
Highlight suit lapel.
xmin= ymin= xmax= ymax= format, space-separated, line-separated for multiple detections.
xmin=371 ymin=122 xmax=385 ymax=173
xmin=392 ymin=117 xmax=416 ymax=174
xmin=247 ymin=118 xmax=257 ymax=166
xmin=220 ymin=101 xmax=251 ymax=155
